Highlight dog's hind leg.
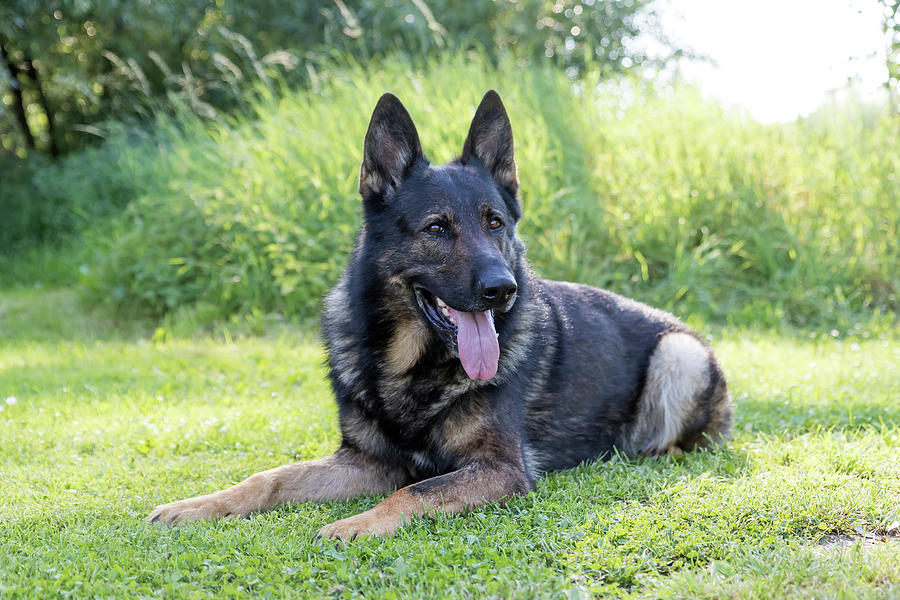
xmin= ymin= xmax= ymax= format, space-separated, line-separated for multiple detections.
xmin=146 ymin=447 xmax=409 ymax=525
xmin=630 ymin=332 xmax=733 ymax=455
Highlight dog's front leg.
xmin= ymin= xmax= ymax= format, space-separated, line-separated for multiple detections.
xmin=317 ymin=459 xmax=531 ymax=541
xmin=147 ymin=447 xmax=407 ymax=525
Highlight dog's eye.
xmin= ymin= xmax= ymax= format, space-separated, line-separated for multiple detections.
xmin=426 ymin=223 xmax=444 ymax=234
xmin=489 ymin=217 xmax=504 ymax=231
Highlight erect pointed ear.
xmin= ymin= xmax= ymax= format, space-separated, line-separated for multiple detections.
xmin=461 ymin=90 xmax=518 ymax=192
xmin=359 ymin=93 xmax=425 ymax=198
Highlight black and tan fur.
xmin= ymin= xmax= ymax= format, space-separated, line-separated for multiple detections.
xmin=148 ymin=91 xmax=734 ymax=540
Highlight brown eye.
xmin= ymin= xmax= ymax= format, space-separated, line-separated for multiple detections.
xmin=426 ymin=223 xmax=444 ymax=234
xmin=489 ymin=217 xmax=504 ymax=231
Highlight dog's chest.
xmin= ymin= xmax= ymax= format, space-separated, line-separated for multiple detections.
xmin=377 ymin=365 xmax=472 ymax=416
xmin=349 ymin=374 xmax=489 ymax=476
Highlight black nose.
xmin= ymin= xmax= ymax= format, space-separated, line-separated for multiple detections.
xmin=479 ymin=273 xmax=517 ymax=307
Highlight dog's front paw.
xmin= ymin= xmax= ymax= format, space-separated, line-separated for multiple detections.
xmin=316 ymin=509 xmax=404 ymax=542
xmin=146 ymin=494 xmax=230 ymax=526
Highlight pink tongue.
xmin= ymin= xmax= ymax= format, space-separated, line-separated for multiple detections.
xmin=448 ymin=308 xmax=499 ymax=380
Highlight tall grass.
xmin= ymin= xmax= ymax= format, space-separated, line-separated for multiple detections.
xmin=4 ymin=55 xmax=897 ymax=329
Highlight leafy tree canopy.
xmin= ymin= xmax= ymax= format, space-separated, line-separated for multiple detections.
xmin=1 ymin=0 xmax=673 ymax=158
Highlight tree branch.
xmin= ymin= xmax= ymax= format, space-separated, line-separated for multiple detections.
xmin=0 ymin=34 xmax=36 ymax=151
xmin=21 ymin=54 xmax=59 ymax=157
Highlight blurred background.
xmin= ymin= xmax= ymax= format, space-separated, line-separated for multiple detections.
xmin=1 ymin=0 xmax=897 ymax=332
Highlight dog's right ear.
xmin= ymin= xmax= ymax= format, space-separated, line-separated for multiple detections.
xmin=461 ymin=90 xmax=518 ymax=194
xmin=359 ymin=93 xmax=424 ymax=199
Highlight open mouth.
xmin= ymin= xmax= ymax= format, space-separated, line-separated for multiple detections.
xmin=414 ymin=287 xmax=499 ymax=381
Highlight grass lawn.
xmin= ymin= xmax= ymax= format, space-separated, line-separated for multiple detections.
xmin=1 ymin=288 xmax=898 ymax=598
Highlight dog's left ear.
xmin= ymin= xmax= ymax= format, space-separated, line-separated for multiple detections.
xmin=461 ymin=90 xmax=518 ymax=193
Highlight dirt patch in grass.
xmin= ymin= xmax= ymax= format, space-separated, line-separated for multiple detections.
xmin=817 ymin=531 xmax=900 ymax=554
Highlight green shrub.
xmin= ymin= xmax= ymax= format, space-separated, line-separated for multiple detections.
xmin=12 ymin=54 xmax=895 ymax=328
xmin=0 ymin=126 xmax=155 ymax=254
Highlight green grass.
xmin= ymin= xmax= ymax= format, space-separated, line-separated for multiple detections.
xmin=1 ymin=289 xmax=898 ymax=598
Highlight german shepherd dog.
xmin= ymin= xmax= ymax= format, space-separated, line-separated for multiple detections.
xmin=148 ymin=91 xmax=734 ymax=540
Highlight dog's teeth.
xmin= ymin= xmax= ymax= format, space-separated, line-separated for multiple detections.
xmin=441 ymin=307 xmax=451 ymax=317
xmin=436 ymin=297 xmax=447 ymax=308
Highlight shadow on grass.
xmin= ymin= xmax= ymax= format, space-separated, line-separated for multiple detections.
xmin=539 ymin=444 xmax=753 ymax=505
xmin=0 ymin=288 xmax=154 ymax=345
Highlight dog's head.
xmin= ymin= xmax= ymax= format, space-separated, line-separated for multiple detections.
xmin=357 ymin=91 xmax=525 ymax=381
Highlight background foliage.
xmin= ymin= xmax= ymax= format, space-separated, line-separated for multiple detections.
xmin=1 ymin=1 xmax=897 ymax=333
xmin=882 ymin=0 xmax=900 ymax=110
xmin=0 ymin=0 xmax=668 ymax=159
xmin=2 ymin=56 xmax=896 ymax=330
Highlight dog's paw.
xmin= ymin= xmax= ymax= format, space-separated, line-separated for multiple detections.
xmin=146 ymin=494 xmax=230 ymax=526
xmin=316 ymin=509 xmax=403 ymax=542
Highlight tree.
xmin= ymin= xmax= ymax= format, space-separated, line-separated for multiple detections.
xmin=882 ymin=0 xmax=900 ymax=111
xmin=0 ymin=0 xmax=681 ymax=159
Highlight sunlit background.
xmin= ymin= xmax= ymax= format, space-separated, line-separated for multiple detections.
xmin=657 ymin=0 xmax=888 ymax=122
